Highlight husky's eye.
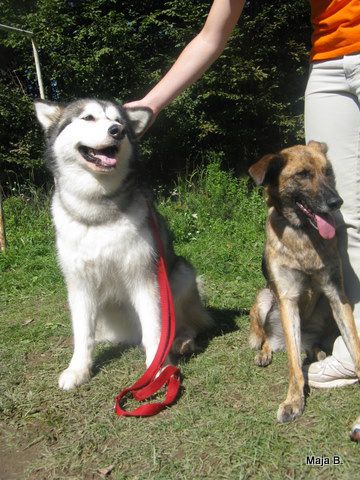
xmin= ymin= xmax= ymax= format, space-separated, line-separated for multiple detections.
xmin=83 ymin=115 xmax=95 ymax=121
xmin=296 ymin=170 xmax=313 ymax=179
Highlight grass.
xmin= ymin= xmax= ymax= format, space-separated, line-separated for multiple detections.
xmin=1 ymin=160 xmax=360 ymax=479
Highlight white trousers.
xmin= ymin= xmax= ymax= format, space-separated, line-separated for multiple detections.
xmin=305 ymin=53 xmax=360 ymax=368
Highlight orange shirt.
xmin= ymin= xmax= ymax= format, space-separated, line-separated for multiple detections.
xmin=311 ymin=0 xmax=360 ymax=61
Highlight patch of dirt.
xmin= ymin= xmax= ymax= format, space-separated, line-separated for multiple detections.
xmin=0 ymin=441 xmax=42 ymax=480
xmin=0 ymin=423 xmax=48 ymax=480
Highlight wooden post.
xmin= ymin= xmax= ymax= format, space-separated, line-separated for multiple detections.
xmin=0 ymin=24 xmax=45 ymax=99
xmin=0 ymin=188 xmax=6 ymax=251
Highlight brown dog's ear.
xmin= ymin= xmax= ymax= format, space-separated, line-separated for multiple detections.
xmin=307 ymin=140 xmax=328 ymax=155
xmin=248 ymin=153 xmax=284 ymax=186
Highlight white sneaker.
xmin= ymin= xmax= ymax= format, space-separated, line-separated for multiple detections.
xmin=303 ymin=356 xmax=358 ymax=389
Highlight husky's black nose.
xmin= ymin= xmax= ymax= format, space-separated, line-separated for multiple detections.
xmin=327 ymin=195 xmax=343 ymax=210
xmin=108 ymin=124 xmax=124 ymax=139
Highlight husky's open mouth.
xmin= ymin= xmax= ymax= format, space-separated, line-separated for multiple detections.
xmin=296 ymin=201 xmax=336 ymax=240
xmin=78 ymin=145 xmax=118 ymax=170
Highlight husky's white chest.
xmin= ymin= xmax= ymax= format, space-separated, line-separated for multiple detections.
xmin=52 ymin=197 xmax=155 ymax=296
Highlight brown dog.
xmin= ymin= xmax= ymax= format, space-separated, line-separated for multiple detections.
xmin=248 ymin=141 xmax=360 ymax=424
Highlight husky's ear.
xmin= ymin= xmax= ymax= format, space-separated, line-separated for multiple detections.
xmin=124 ymin=107 xmax=153 ymax=137
xmin=248 ymin=153 xmax=284 ymax=186
xmin=34 ymin=100 xmax=63 ymax=131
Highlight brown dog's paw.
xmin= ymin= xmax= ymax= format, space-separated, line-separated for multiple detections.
xmin=350 ymin=417 xmax=360 ymax=442
xmin=350 ymin=428 xmax=360 ymax=442
xmin=254 ymin=350 xmax=272 ymax=367
xmin=277 ymin=399 xmax=304 ymax=423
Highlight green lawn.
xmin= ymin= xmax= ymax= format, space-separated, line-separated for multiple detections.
xmin=1 ymin=162 xmax=359 ymax=479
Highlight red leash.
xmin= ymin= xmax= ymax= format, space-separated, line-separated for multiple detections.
xmin=114 ymin=209 xmax=181 ymax=417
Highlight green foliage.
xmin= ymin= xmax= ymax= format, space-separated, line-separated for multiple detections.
xmin=157 ymin=156 xmax=266 ymax=307
xmin=2 ymin=165 xmax=360 ymax=479
xmin=159 ymin=153 xmax=265 ymax=242
xmin=0 ymin=0 xmax=311 ymax=190
xmin=0 ymin=188 xmax=62 ymax=303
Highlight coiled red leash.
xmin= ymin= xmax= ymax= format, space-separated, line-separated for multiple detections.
xmin=114 ymin=209 xmax=181 ymax=417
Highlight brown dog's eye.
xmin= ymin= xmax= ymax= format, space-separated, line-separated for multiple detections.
xmin=296 ymin=170 xmax=313 ymax=179
xmin=83 ymin=115 xmax=95 ymax=121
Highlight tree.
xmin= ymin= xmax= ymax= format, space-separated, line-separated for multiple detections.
xmin=0 ymin=0 xmax=311 ymax=192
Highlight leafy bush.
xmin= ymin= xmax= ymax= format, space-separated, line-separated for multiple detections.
xmin=0 ymin=0 xmax=311 ymax=191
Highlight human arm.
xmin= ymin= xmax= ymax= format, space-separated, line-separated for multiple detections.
xmin=124 ymin=0 xmax=245 ymax=120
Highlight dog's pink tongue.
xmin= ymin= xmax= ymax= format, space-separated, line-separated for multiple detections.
xmin=315 ymin=213 xmax=336 ymax=240
xmin=94 ymin=151 xmax=117 ymax=167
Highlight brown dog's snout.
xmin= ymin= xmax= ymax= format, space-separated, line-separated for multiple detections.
xmin=326 ymin=194 xmax=343 ymax=211
xmin=320 ymin=180 xmax=343 ymax=211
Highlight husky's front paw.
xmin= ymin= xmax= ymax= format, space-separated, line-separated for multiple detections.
xmin=277 ymin=397 xmax=304 ymax=423
xmin=58 ymin=367 xmax=91 ymax=390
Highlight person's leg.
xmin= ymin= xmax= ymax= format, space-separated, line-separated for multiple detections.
xmin=304 ymin=55 xmax=360 ymax=387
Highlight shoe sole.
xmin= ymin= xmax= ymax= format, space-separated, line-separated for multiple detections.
xmin=308 ymin=378 xmax=359 ymax=389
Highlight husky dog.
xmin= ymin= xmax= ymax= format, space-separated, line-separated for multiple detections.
xmin=35 ymin=98 xmax=212 ymax=390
